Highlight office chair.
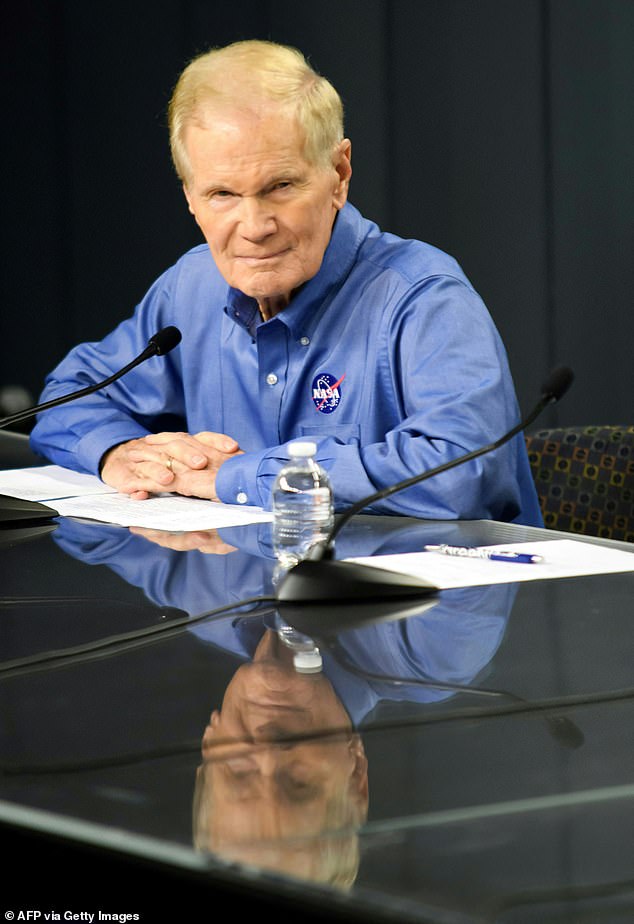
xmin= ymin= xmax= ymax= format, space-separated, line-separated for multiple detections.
xmin=524 ymin=425 xmax=634 ymax=543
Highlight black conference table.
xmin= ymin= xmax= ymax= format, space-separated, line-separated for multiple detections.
xmin=1 ymin=434 xmax=633 ymax=922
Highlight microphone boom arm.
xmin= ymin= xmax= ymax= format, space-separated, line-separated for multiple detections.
xmin=276 ymin=365 xmax=573 ymax=602
xmin=0 ymin=327 xmax=181 ymax=431
xmin=321 ymin=391 xmax=554 ymax=557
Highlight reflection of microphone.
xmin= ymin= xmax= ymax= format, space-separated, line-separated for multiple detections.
xmin=322 ymin=637 xmax=584 ymax=749
xmin=276 ymin=366 xmax=574 ymax=604
xmin=0 ymin=326 xmax=182 ymax=524
xmin=0 ymin=326 xmax=182 ymax=431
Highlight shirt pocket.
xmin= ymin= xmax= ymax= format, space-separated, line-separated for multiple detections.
xmin=299 ymin=423 xmax=361 ymax=444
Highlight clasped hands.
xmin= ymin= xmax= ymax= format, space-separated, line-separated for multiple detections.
xmin=100 ymin=430 xmax=243 ymax=501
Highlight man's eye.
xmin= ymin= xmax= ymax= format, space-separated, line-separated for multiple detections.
xmin=209 ymin=190 xmax=234 ymax=201
xmin=225 ymin=756 xmax=258 ymax=776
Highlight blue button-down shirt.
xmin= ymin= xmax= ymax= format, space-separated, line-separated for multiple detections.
xmin=30 ymin=203 xmax=542 ymax=524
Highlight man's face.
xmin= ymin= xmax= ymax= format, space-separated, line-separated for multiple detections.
xmin=182 ymin=105 xmax=351 ymax=306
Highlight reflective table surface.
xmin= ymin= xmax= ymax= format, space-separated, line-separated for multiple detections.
xmin=1 ymin=442 xmax=633 ymax=921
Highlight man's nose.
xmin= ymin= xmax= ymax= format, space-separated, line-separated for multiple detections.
xmin=253 ymin=747 xmax=280 ymax=779
xmin=238 ymin=196 xmax=277 ymax=240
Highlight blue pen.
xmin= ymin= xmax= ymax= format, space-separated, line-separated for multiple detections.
xmin=424 ymin=544 xmax=543 ymax=564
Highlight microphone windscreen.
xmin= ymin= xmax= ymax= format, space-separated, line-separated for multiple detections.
xmin=148 ymin=326 xmax=182 ymax=355
xmin=541 ymin=365 xmax=574 ymax=403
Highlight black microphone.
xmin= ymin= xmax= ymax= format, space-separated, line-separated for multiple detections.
xmin=276 ymin=366 xmax=574 ymax=604
xmin=0 ymin=326 xmax=182 ymax=525
xmin=0 ymin=326 xmax=182 ymax=431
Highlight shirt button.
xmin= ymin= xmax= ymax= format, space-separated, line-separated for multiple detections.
xmin=266 ymin=373 xmax=278 ymax=385
xmin=300 ymin=336 xmax=310 ymax=346
xmin=236 ymin=492 xmax=248 ymax=504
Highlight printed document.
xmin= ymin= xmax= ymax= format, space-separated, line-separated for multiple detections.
xmin=0 ymin=464 xmax=272 ymax=528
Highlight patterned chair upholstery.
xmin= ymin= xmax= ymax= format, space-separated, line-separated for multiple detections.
xmin=524 ymin=425 xmax=634 ymax=543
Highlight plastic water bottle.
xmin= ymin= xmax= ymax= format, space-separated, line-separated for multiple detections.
xmin=272 ymin=440 xmax=334 ymax=568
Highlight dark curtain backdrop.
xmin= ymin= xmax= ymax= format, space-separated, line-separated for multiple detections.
xmin=2 ymin=0 xmax=632 ymax=429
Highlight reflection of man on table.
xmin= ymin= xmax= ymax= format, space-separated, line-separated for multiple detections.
xmin=193 ymin=627 xmax=369 ymax=887
xmin=52 ymin=516 xmax=517 ymax=720
xmin=48 ymin=516 xmax=518 ymax=884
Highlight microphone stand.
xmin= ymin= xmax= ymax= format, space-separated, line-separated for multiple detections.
xmin=0 ymin=327 xmax=181 ymax=431
xmin=0 ymin=327 xmax=182 ymax=525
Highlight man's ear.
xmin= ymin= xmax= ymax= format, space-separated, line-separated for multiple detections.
xmin=332 ymin=139 xmax=352 ymax=209
xmin=348 ymin=733 xmax=369 ymax=820
xmin=201 ymin=710 xmax=221 ymax=756
xmin=183 ymin=183 xmax=196 ymax=216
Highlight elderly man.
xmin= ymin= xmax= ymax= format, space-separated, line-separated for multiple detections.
xmin=30 ymin=39 xmax=542 ymax=525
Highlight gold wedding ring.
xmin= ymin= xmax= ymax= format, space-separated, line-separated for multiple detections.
xmin=165 ymin=456 xmax=174 ymax=471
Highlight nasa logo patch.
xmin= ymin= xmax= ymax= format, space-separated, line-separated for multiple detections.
xmin=312 ymin=372 xmax=345 ymax=414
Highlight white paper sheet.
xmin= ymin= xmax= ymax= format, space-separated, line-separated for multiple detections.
xmin=0 ymin=465 xmax=117 ymax=500
xmin=346 ymin=539 xmax=634 ymax=590
xmin=49 ymin=492 xmax=273 ymax=529
xmin=0 ymin=463 xmax=273 ymax=528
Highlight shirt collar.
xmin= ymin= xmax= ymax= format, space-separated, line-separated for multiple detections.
xmin=224 ymin=202 xmax=367 ymax=338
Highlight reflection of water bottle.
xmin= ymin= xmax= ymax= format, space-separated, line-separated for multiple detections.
xmin=275 ymin=613 xmax=323 ymax=674
xmin=272 ymin=440 xmax=334 ymax=569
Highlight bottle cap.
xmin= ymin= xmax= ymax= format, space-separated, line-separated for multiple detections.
xmin=292 ymin=648 xmax=323 ymax=673
xmin=288 ymin=440 xmax=317 ymax=457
